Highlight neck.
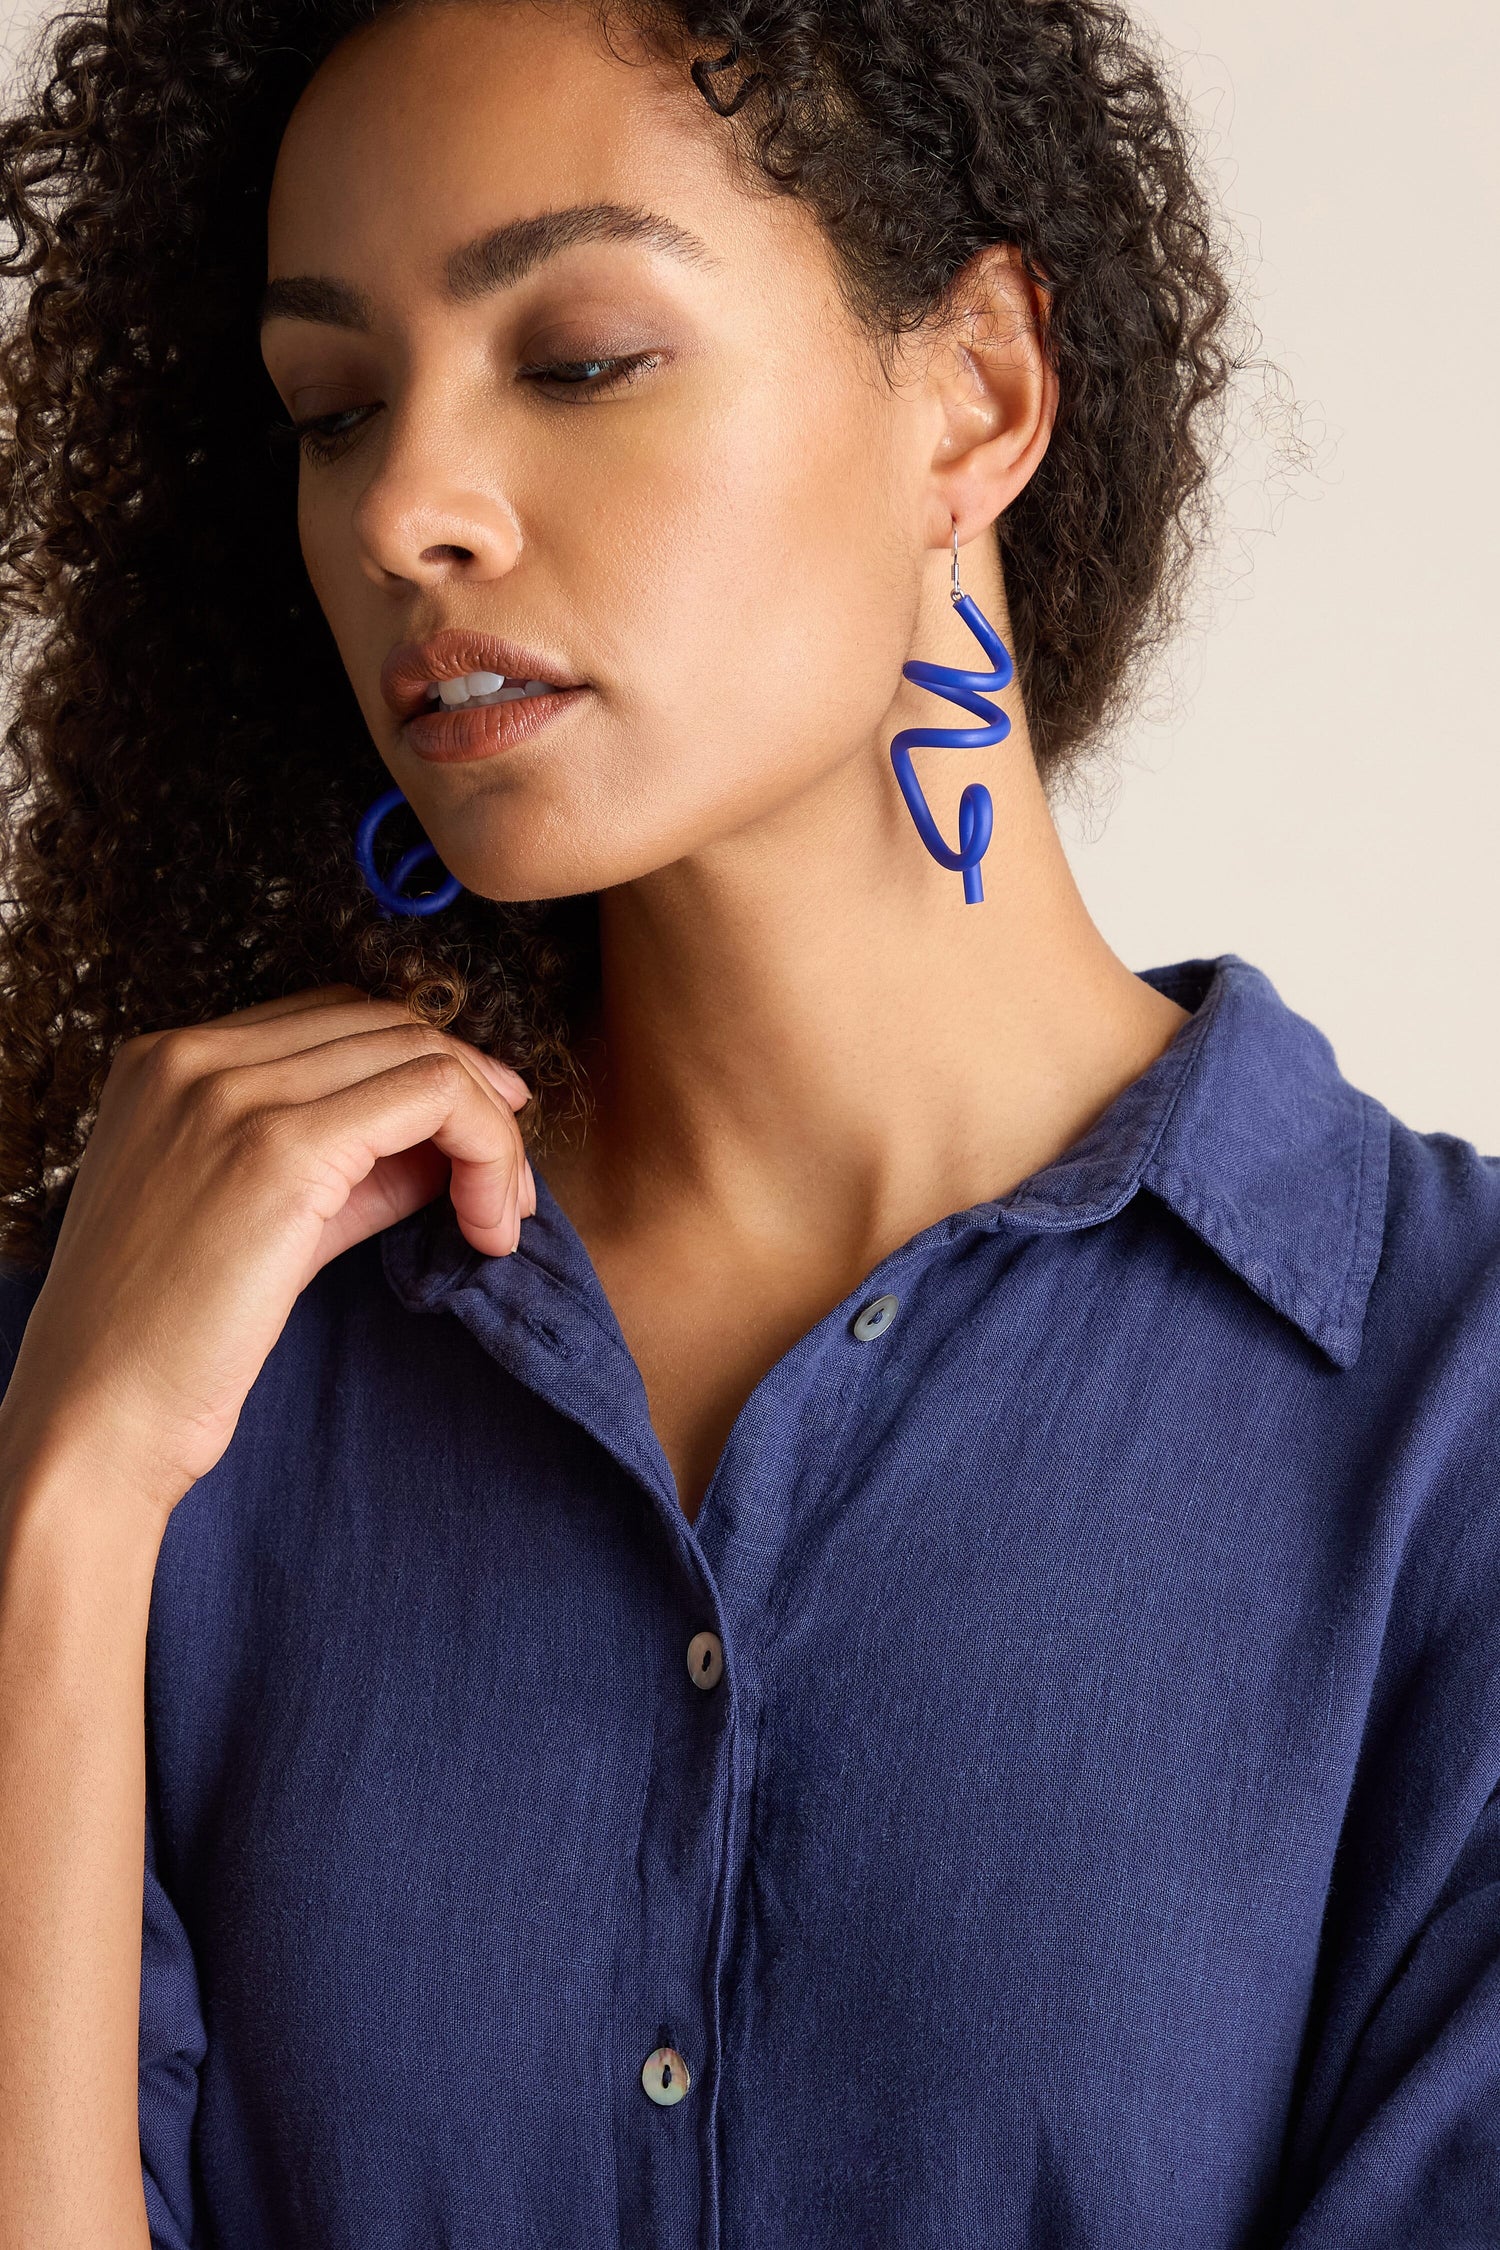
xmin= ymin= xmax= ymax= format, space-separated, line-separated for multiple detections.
xmin=547 ymin=594 xmax=1188 ymax=1274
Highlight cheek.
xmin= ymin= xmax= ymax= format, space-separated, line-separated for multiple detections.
xmin=586 ymin=383 xmax=908 ymax=812
xmin=608 ymin=563 xmax=913 ymax=848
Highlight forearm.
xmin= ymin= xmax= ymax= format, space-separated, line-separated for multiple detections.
xmin=0 ymin=1412 xmax=172 ymax=2249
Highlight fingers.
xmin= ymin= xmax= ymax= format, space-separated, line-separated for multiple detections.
xmin=119 ymin=988 xmax=540 ymax=1260
xmin=204 ymin=1024 xmax=539 ymax=1219
xmin=277 ymin=1050 xmax=533 ymax=1258
xmin=139 ymin=993 xmax=533 ymax=1111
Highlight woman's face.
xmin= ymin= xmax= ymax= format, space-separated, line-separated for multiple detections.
xmin=260 ymin=0 xmax=953 ymax=904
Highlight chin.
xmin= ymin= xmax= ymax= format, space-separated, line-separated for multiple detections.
xmin=445 ymin=835 xmax=657 ymax=905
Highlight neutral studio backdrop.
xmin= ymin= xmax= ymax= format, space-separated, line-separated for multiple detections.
xmin=2 ymin=0 xmax=1496 ymax=1146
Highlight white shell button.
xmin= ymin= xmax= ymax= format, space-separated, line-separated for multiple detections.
xmin=851 ymin=1292 xmax=900 ymax=1341
xmin=686 ymin=1630 xmax=724 ymax=1691
xmin=642 ymin=2045 xmax=691 ymax=2105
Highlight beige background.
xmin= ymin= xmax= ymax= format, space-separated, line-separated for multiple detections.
xmin=3 ymin=0 xmax=1496 ymax=1146
xmin=1065 ymin=2 xmax=1500 ymax=1148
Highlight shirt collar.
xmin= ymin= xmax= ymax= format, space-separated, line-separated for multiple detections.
xmin=383 ymin=952 xmax=1391 ymax=1375
xmin=996 ymin=953 xmax=1391 ymax=1368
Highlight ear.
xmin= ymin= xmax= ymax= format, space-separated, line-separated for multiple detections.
xmin=919 ymin=241 xmax=1058 ymax=549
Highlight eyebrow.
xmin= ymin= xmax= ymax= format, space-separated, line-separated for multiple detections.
xmin=258 ymin=199 xmax=721 ymax=331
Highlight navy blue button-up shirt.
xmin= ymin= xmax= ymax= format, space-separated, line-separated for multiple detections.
xmin=4 ymin=952 xmax=1499 ymax=2248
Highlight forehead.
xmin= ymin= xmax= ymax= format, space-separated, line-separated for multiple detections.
xmin=265 ymin=0 xmax=749 ymax=274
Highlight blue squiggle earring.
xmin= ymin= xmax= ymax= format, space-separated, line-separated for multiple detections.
xmin=354 ymin=784 xmax=464 ymax=919
xmin=889 ymin=519 xmax=1014 ymax=904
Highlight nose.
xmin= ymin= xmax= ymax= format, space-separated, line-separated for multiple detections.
xmin=350 ymin=397 xmax=523 ymax=590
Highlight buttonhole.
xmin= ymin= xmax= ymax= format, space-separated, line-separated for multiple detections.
xmin=520 ymin=1311 xmax=571 ymax=1357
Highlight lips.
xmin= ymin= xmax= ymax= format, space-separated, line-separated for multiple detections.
xmin=404 ymin=686 xmax=587 ymax=764
xmin=380 ymin=627 xmax=587 ymax=724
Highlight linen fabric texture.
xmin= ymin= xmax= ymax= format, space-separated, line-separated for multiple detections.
xmin=2 ymin=954 xmax=1498 ymax=2248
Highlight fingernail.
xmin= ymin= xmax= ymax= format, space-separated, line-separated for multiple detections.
xmin=475 ymin=1050 xmax=531 ymax=1105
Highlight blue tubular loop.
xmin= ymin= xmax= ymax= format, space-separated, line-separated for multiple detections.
xmin=890 ymin=590 xmax=1015 ymax=904
xmin=354 ymin=786 xmax=464 ymax=919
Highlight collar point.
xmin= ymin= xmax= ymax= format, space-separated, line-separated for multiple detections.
xmin=1296 ymin=1303 xmax=1371 ymax=1373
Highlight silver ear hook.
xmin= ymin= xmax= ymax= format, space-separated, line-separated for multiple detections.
xmin=951 ymin=518 xmax=962 ymax=603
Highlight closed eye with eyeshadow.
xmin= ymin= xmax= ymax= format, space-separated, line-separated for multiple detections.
xmin=267 ymin=349 xmax=664 ymax=464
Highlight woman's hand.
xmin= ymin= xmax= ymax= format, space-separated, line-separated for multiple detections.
xmin=0 ymin=983 xmax=536 ymax=1516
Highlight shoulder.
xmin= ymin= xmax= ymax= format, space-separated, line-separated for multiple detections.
xmin=1376 ymin=1109 xmax=1500 ymax=1315
xmin=1385 ymin=1105 xmax=1500 ymax=1216
xmin=1354 ymin=1105 xmax=1500 ymax=1453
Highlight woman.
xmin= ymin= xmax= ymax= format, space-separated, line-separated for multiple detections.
xmin=0 ymin=0 xmax=1496 ymax=2244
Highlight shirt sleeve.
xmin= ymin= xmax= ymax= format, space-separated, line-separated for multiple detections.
xmin=1274 ymin=1775 xmax=1500 ymax=2244
xmin=139 ymin=1771 xmax=208 ymax=2250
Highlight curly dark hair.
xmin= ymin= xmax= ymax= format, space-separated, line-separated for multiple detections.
xmin=0 ymin=0 xmax=1254 ymax=1271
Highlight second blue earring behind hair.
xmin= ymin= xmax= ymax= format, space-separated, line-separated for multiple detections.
xmin=354 ymin=785 xmax=464 ymax=919
xmin=888 ymin=520 xmax=1014 ymax=904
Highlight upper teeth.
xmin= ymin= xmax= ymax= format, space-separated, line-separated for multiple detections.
xmin=423 ymin=671 xmax=559 ymax=708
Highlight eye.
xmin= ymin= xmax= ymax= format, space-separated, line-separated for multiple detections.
xmin=263 ymin=351 xmax=661 ymax=468
xmin=516 ymin=350 xmax=661 ymax=400
xmin=265 ymin=405 xmax=375 ymax=467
